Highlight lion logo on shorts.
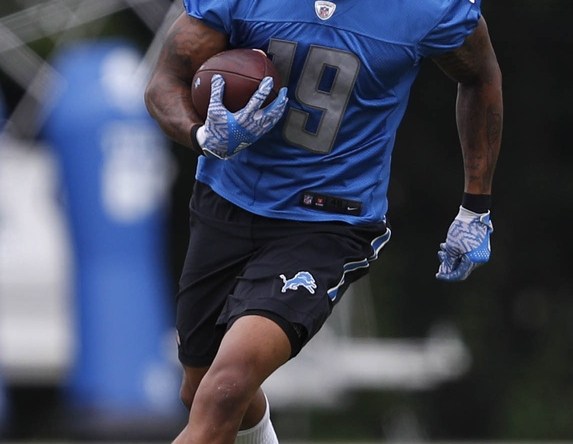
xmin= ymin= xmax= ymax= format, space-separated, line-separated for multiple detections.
xmin=279 ymin=271 xmax=317 ymax=294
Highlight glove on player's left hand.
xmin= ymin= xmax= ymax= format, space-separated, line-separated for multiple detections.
xmin=436 ymin=206 xmax=493 ymax=282
xmin=197 ymin=74 xmax=288 ymax=159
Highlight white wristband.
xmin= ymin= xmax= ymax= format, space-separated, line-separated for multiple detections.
xmin=196 ymin=125 xmax=207 ymax=149
xmin=457 ymin=206 xmax=488 ymax=223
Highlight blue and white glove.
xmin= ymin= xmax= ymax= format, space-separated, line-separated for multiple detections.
xmin=436 ymin=206 xmax=494 ymax=282
xmin=196 ymin=74 xmax=288 ymax=159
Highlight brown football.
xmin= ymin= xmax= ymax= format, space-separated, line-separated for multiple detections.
xmin=191 ymin=48 xmax=283 ymax=121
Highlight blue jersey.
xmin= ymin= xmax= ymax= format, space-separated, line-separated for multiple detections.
xmin=183 ymin=0 xmax=481 ymax=225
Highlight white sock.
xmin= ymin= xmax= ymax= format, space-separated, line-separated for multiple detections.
xmin=235 ymin=395 xmax=279 ymax=444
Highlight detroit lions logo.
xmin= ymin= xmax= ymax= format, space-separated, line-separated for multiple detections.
xmin=279 ymin=271 xmax=317 ymax=294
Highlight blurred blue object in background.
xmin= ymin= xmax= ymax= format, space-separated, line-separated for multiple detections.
xmin=41 ymin=40 xmax=181 ymax=435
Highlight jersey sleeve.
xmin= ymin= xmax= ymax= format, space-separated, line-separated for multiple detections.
xmin=183 ymin=0 xmax=233 ymax=34
xmin=418 ymin=0 xmax=481 ymax=58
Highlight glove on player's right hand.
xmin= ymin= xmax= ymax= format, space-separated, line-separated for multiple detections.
xmin=196 ymin=74 xmax=288 ymax=159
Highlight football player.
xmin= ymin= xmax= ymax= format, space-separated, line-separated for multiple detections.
xmin=145 ymin=0 xmax=502 ymax=442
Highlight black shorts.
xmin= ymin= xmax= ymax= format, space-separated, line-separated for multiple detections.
xmin=176 ymin=181 xmax=390 ymax=367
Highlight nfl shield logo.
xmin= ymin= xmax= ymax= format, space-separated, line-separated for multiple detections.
xmin=315 ymin=1 xmax=336 ymax=20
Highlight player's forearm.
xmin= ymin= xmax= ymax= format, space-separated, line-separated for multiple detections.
xmin=144 ymin=74 xmax=201 ymax=149
xmin=144 ymin=13 xmax=227 ymax=151
xmin=456 ymin=71 xmax=503 ymax=195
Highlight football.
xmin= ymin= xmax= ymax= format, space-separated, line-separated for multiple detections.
xmin=191 ymin=48 xmax=283 ymax=121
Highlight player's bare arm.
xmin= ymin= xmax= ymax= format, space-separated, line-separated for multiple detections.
xmin=144 ymin=13 xmax=228 ymax=149
xmin=433 ymin=17 xmax=503 ymax=195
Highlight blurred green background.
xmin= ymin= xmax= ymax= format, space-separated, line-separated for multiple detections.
xmin=1 ymin=0 xmax=572 ymax=442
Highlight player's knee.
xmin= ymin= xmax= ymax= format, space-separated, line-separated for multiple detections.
xmin=180 ymin=367 xmax=208 ymax=410
xmin=199 ymin=366 xmax=252 ymax=414
xmin=180 ymin=381 xmax=196 ymax=410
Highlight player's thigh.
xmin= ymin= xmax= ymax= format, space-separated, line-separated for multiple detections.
xmin=219 ymin=222 xmax=389 ymax=356
xmin=206 ymin=315 xmax=291 ymax=394
xmin=176 ymin=181 xmax=254 ymax=367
